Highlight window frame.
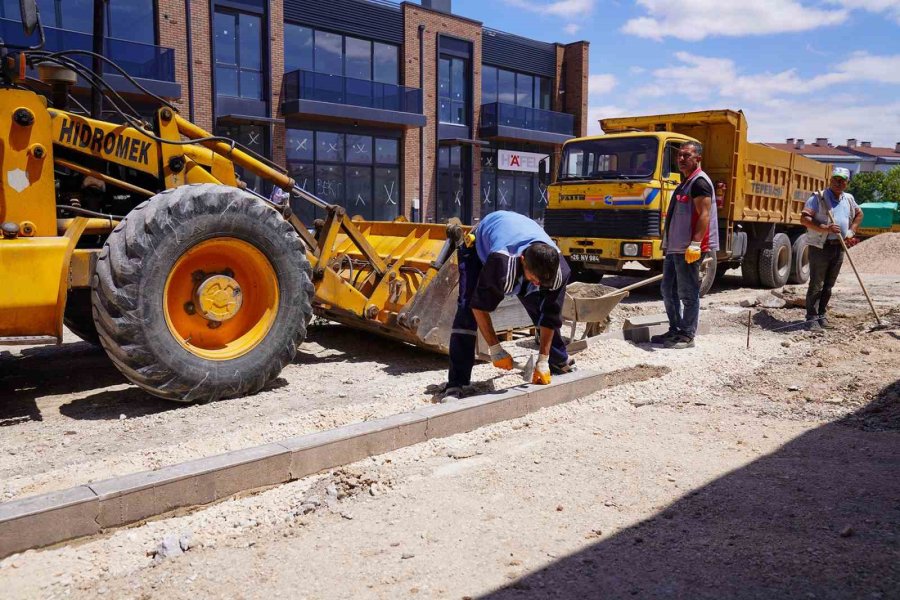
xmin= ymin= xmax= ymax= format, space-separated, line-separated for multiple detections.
xmin=214 ymin=7 xmax=264 ymax=100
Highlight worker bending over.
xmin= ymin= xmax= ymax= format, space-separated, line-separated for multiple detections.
xmin=441 ymin=211 xmax=574 ymax=400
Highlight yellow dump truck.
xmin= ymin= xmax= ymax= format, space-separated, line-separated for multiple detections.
xmin=543 ymin=109 xmax=832 ymax=294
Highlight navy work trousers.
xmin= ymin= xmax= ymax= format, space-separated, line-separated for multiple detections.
xmin=447 ymin=245 xmax=568 ymax=388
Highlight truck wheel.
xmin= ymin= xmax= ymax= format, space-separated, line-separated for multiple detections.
xmin=741 ymin=248 xmax=761 ymax=288
xmin=698 ymin=252 xmax=717 ymax=296
xmin=789 ymin=233 xmax=810 ymax=284
xmin=759 ymin=232 xmax=792 ymax=288
xmin=92 ymin=184 xmax=314 ymax=403
xmin=63 ymin=288 xmax=100 ymax=345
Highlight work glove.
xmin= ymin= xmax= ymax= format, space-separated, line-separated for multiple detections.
xmin=489 ymin=343 xmax=514 ymax=371
xmin=845 ymin=229 xmax=855 ymax=240
xmin=685 ymin=241 xmax=702 ymax=264
xmin=532 ymin=354 xmax=551 ymax=385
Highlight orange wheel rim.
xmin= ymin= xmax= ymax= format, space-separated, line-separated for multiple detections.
xmin=163 ymin=238 xmax=279 ymax=360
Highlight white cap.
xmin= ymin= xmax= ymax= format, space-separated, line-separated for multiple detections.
xmin=832 ymin=167 xmax=851 ymax=180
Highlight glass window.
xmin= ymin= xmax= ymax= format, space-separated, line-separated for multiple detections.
xmin=514 ymin=175 xmax=532 ymax=216
xmin=239 ymin=14 xmax=262 ymax=71
xmin=558 ymin=137 xmax=660 ymax=181
xmin=537 ymin=77 xmax=552 ymax=110
xmin=498 ymin=69 xmax=515 ymax=105
xmin=375 ymin=138 xmax=398 ymax=164
xmin=316 ymin=132 xmax=344 ymax=162
xmin=286 ymin=129 xmax=314 ymax=162
xmin=214 ymin=12 xmax=237 ymax=66
xmin=438 ymin=59 xmax=450 ymax=101
xmin=316 ymin=165 xmax=344 ymax=202
xmin=451 ymin=60 xmax=465 ymax=101
xmin=315 ymin=30 xmax=343 ymax=75
xmin=108 ymin=1 xmax=155 ymax=44
xmin=496 ymin=175 xmax=514 ymax=210
xmin=450 ymin=146 xmax=461 ymax=168
xmin=346 ymin=167 xmax=372 ymax=217
xmin=480 ymin=170 xmax=495 ymax=215
xmin=516 ymin=73 xmax=533 ymax=108
xmin=214 ymin=9 xmax=262 ymax=99
xmin=438 ymin=146 xmax=450 ymax=169
xmin=240 ymin=71 xmax=261 ymax=100
xmin=284 ymin=24 xmax=313 ymax=72
xmin=347 ymin=135 xmax=373 ymax=164
xmin=482 ymin=65 xmax=498 ymax=105
xmin=288 ymin=162 xmax=317 ymax=225
xmin=373 ymin=43 xmax=399 ymax=84
xmin=59 ymin=0 xmax=92 ymax=35
xmin=374 ymin=168 xmax=400 ymax=221
xmin=215 ymin=67 xmax=238 ymax=97
xmin=345 ymin=37 xmax=371 ymax=80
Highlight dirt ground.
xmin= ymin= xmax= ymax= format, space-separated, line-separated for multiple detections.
xmin=1 ymin=262 xmax=898 ymax=599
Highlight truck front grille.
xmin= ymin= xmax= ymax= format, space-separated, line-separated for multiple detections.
xmin=543 ymin=209 xmax=661 ymax=239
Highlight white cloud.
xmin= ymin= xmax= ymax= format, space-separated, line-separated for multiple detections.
xmin=745 ymin=101 xmax=900 ymax=147
xmin=637 ymin=51 xmax=900 ymax=106
xmin=563 ymin=23 xmax=581 ymax=35
xmin=502 ymin=0 xmax=595 ymax=18
xmin=829 ymin=0 xmax=900 ymax=23
xmin=623 ymin=0 xmax=848 ymax=41
xmin=587 ymin=105 xmax=630 ymax=135
xmin=588 ymin=74 xmax=618 ymax=96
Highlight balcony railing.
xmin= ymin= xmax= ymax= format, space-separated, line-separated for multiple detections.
xmin=283 ymin=69 xmax=423 ymax=114
xmin=481 ymin=102 xmax=574 ymax=136
xmin=0 ymin=18 xmax=175 ymax=82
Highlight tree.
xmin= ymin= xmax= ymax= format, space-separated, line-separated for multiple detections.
xmin=880 ymin=166 xmax=900 ymax=203
xmin=848 ymin=171 xmax=885 ymax=203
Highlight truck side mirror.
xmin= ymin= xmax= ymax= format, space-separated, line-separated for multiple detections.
xmin=538 ymin=157 xmax=549 ymax=186
xmin=19 ymin=0 xmax=39 ymax=35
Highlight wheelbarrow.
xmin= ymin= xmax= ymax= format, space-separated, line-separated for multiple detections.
xmin=561 ymin=273 xmax=664 ymax=349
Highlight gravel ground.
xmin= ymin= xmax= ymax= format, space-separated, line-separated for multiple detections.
xmin=1 ymin=268 xmax=898 ymax=599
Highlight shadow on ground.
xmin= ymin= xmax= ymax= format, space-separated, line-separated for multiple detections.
xmin=0 ymin=342 xmax=124 ymax=426
xmin=479 ymin=379 xmax=900 ymax=599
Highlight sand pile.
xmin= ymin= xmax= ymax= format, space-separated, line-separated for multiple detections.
xmin=848 ymin=232 xmax=900 ymax=274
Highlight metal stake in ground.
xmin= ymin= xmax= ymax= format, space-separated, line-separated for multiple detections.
xmin=827 ymin=209 xmax=884 ymax=327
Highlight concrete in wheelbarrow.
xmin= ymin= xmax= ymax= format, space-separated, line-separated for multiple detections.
xmin=0 ymin=369 xmax=614 ymax=559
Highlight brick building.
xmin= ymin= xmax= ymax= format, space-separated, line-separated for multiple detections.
xmin=7 ymin=0 xmax=588 ymax=226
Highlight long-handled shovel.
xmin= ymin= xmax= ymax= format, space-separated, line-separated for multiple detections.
xmin=827 ymin=209 xmax=884 ymax=327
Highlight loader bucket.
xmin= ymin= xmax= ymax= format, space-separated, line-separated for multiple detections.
xmin=309 ymin=219 xmax=534 ymax=354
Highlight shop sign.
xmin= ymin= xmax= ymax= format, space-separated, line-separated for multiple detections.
xmin=498 ymin=149 xmax=549 ymax=173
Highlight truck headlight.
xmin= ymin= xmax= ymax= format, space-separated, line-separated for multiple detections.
xmin=622 ymin=243 xmax=639 ymax=257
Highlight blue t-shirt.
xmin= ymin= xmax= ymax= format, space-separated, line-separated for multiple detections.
xmin=474 ymin=211 xmax=558 ymax=264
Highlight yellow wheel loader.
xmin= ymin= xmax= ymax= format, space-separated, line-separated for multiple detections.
xmin=0 ymin=2 xmax=499 ymax=403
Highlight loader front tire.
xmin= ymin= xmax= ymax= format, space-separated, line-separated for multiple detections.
xmin=64 ymin=288 xmax=100 ymax=345
xmin=92 ymin=184 xmax=314 ymax=402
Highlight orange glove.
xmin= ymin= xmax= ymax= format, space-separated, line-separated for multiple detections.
xmin=532 ymin=354 xmax=551 ymax=385
xmin=489 ymin=343 xmax=513 ymax=371
xmin=685 ymin=241 xmax=702 ymax=264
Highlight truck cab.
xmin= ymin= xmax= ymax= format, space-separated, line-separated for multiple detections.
xmin=544 ymin=131 xmax=696 ymax=274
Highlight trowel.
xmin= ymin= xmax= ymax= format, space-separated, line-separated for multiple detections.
xmin=512 ymin=354 xmax=536 ymax=383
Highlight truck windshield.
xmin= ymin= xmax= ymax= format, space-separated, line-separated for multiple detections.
xmin=558 ymin=137 xmax=659 ymax=181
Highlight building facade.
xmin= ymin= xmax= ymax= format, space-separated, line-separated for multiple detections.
xmin=26 ymin=0 xmax=587 ymax=226
xmin=840 ymin=139 xmax=900 ymax=174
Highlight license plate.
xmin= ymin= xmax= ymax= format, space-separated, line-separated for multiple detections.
xmin=571 ymin=253 xmax=601 ymax=263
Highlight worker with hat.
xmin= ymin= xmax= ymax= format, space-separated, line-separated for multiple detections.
xmin=439 ymin=211 xmax=574 ymax=400
xmin=800 ymin=167 xmax=863 ymax=331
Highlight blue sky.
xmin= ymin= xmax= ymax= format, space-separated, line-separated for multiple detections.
xmin=451 ymin=0 xmax=900 ymax=147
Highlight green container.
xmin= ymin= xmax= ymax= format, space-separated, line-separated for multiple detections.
xmin=860 ymin=202 xmax=899 ymax=229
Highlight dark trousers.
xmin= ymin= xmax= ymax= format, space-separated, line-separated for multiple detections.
xmin=661 ymin=253 xmax=701 ymax=338
xmin=806 ymin=243 xmax=844 ymax=318
xmin=447 ymin=245 xmax=568 ymax=388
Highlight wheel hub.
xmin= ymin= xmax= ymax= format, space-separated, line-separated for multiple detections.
xmin=195 ymin=274 xmax=243 ymax=322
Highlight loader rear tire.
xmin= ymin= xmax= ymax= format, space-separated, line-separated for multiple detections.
xmin=64 ymin=288 xmax=100 ymax=345
xmin=92 ymin=184 xmax=314 ymax=403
